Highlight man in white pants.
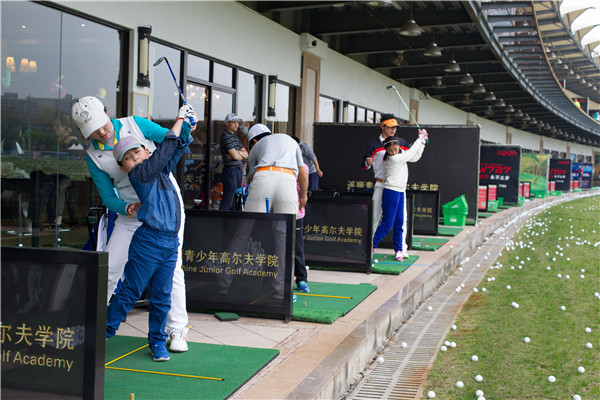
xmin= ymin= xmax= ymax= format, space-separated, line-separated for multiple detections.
xmin=72 ymin=96 xmax=192 ymax=352
xmin=361 ymin=114 xmax=411 ymax=257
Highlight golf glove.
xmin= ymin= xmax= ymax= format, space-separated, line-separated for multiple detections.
xmin=178 ymin=104 xmax=195 ymax=119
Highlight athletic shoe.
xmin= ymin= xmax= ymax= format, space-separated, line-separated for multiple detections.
xmin=395 ymin=251 xmax=404 ymax=261
xmin=401 ymin=251 xmax=409 ymax=259
xmin=168 ymin=330 xmax=188 ymax=353
xmin=297 ymin=281 xmax=310 ymax=293
xmin=150 ymin=342 xmax=170 ymax=362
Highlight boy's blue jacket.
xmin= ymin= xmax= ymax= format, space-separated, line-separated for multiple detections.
xmin=129 ymin=130 xmax=192 ymax=235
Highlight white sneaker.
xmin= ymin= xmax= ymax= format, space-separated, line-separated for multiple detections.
xmin=401 ymin=251 xmax=409 ymax=259
xmin=168 ymin=330 xmax=188 ymax=353
xmin=395 ymin=251 xmax=404 ymax=261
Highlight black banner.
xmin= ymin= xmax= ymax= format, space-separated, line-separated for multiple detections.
xmin=314 ymin=124 xmax=480 ymax=221
xmin=303 ymin=192 xmax=372 ymax=272
xmin=479 ymin=145 xmax=521 ymax=204
xmin=183 ymin=210 xmax=294 ymax=320
xmin=410 ymin=190 xmax=439 ymax=236
xmin=1 ymin=247 xmax=107 ymax=400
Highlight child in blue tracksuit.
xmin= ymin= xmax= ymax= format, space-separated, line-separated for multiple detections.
xmin=105 ymin=108 xmax=194 ymax=362
xmin=372 ymin=130 xmax=427 ymax=261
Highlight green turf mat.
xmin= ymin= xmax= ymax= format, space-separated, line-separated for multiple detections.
xmin=437 ymin=226 xmax=463 ymax=236
xmin=105 ymin=336 xmax=278 ymax=400
xmin=478 ymin=212 xmax=493 ymax=218
xmin=411 ymin=236 xmax=449 ymax=251
xmin=371 ymin=253 xmax=419 ymax=274
xmin=292 ymin=281 xmax=377 ymax=324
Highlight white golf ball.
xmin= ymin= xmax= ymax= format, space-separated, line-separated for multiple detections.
xmin=565 ymin=275 xmax=570 ymax=279
xmin=476 ymin=390 xmax=484 ymax=397
xmin=444 ymin=340 xmax=450 ymax=346
xmin=580 ymin=269 xmax=585 ymax=273
xmin=377 ymin=356 xmax=384 ymax=363
xmin=586 ymin=342 xmax=593 ymax=349
xmin=512 ymin=302 xmax=519 ymax=308
xmin=475 ymin=374 xmax=483 ymax=382
xmin=560 ymin=306 xmax=566 ymax=311
xmin=427 ymin=306 xmax=433 ymax=311
xmin=577 ymin=366 xmax=585 ymax=373
xmin=585 ymin=327 xmax=592 ymax=333
xmin=580 ymin=275 xmax=585 ymax=279
xmin=440 ymin=345 xmax=447 ymax=352
xmin=506 ymin=285 xmax=511 ymax=289
xmin=557 ymin=273 xmax=562 ymax=278
xmin=524 ymin=337 xmax=531 ymax=343
xmin=477 ymin=397 xmax=485 ymax=400
xmin=481 ymin=287 xmax=487 ymax=292
xmin=427 ymin=390 xmax=436 ymax=398
xmin=456 ymin=380 xmax=464 ymax=388
xmin=548 ymin=375 xmax=556 ymax=383
xmin=373 ymin=259 xmax=379 ymax=263
xmin=471 ymin=355 xmax=479 ymax=362
xmin=546 ymin=266 xmax=551 ymax=270
xmin=450 ymin=341 xmax=457 ymax=348
xmin=401 ymin=342 xmax=408 ymax=348
xmin=451 ymin=324 xmax=457 ymax=330
xmin=573 ymin=395 xmax=582 ymax=400
xmin=473 ymin=288 xmax=478 ymax=292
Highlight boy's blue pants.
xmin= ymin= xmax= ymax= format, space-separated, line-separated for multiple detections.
xmin=106 ymin=224 xmax=179 ymax=345
xmin=372 ymin=189 xmax=405 ymax=252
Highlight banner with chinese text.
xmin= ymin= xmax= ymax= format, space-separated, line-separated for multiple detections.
xmin=183 ymin=210 xmax=294 ymax=320
xmin=572 ymin=162 xmax=593 ymax=189
xmin=1 ymin=247 xmax=107 ymax=399
xmin=479 ymin=145 xmax=521 ymax=204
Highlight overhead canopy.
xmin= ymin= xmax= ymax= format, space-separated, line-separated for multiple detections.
xmin=242 ymin=0 xmax=600 ymax=145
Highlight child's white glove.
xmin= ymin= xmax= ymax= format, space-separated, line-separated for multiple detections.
xmin=178 ymin=104 xmax=195 ymax=119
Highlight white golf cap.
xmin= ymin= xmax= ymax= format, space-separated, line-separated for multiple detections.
xmin=247 ymin=123 xmax=271 ymax=142
xmin=224 ymin=113 xmax=243 ymax=123
xmin=72 ymin=96 xmax=108 ymax=138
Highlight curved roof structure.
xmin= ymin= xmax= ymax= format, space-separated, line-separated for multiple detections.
xmin=242 ymin=0 xmax=600 ymax=145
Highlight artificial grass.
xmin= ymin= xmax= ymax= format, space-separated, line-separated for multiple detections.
xmin=104 ymin=336 xmax=279 ymax=400
xmin=412 ymin=236 xmax=449 ymax=251
xmin=437 ymin=226 xmax=464 ymax=236
xmin=424 ymin=195 xmax=600 ymax=399
xmin=292 ymin=281 xmax=377 ymax=324
xmin=479 ymin=212 xmax=494 ymax=218
xmin=371 ymin=253 xmax=420 ymax=275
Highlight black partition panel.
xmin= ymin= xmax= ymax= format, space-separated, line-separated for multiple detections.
xmin=549 ymin=159 xmax=572 ymax=191
xmin=479 ymin=145 xmax=521 ymax=204
xmin=410 ymin=190 xmax=439 ymax=235
xmin=1 ymin=247 xmax=107 ymax=400
xmin=303 ymin=191 xmax=372 ymax=272
xmin=183 ymin=210 xmax=294 ymax=320
xmin=313 ymin=124 xmax=480 ymax=221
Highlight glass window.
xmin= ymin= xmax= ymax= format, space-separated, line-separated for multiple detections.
xmin=2 ymin=2 xmax=123 ymax=248
xmin=237 ymin=70 xmax=257 ymax=124
xmin=347 ymin=104 xmax=356 ymax=123
xmin=183 ymin=83 xmax=208 ymax=209
xmin=213 ymin=63 xmax=232 ymax=87
xmin=272 ymin=83 xmax=292 ymax=134
xmin=188 ymin=54 xmax=209 ymax=81
xmin=356 ymin=107 xmax=366 ymax=122
xmin=319 ymin=96 xmax=336 ymax=122
xmin=366 ymin=110 xmax=374 ymax=123
xmin=150 ymin=43 xmax=181 ymax=120
xmin=209 ymin=89 xmax=234 ymax=209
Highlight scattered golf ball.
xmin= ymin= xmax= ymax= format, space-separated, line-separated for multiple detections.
xmin=471 ymin=355 xmax=479 ymax=362
xmin=577 ymin=366 xmax=585 ymax=373
xmin=506 ymin=285 xmax=511 ymax=289
xmin=573 ymin=395 xmax=582 ymax=400
xmin=377 ymin=356 xmax=385 ymax=363
xmin=427 ymin=390 xmax=436 ymax=398
xmin=586 ymin=342 xmax=593 ymax=349
xmin=557 ymin=274 xmax=562 ymax=278
xmin=585 ymin=327 xmax=592 ymax=333
xmin=401 ymin=342 xmax=408 ymax=348
xmin=427 ymin=306 xmax=433 ymax=311
xmin=477 ymin=397 xmax=485 ymax=400
xmin=475 ymin=374 xmax=483 ymax=382
xmin=548 ymin=375 xmax=556 ymax=383
xmin=373 ymin=259 xmax=378 ymax=263
xmin=546 ymin=266 xmax=551 ymax=270
xmin=451 ymin=324 xmax=457 ymax=330
xmin=456 ymin=380 xmax=464 ymax=388
xmin=473 ymin=288 xmax=479 ymax=292
xmin=565 ymin=275 xmax=570 ymax=279
xmin=511 ymin=302 xmax=519 ymax=308
xmin=481 ymin=288 xmax=487 ymax=292
xmin=440 ymin=345 xmax=447 ymax=352
xmin=580 ymin=275 xmax=585 ymax=279
xmin=560 ymin=306 xmax=566 ymax=311
xmin=524 ymin=337 xmax=531 ymax=343
xmin=476 ymin=390 xmax=484 ymax=397
xmin=450 ymin=341 xmax=457 ymax=348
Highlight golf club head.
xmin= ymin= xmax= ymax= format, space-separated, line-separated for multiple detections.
xmin=153 ymin=56 xmax=167 ymax=67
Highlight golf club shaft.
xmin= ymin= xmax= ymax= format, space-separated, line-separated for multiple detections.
xmin=156 ymin=57 xmax=196 ymax=126
xmin=387 ymin=85 xmax=420 ymax=129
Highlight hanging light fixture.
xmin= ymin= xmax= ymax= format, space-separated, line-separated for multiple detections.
xmin=505 ymin=104 xmax=515 ymax=113
xmin=523 ymin=113 xmax=531 ymax=121
xmin=423 ymin=31 xmax=442 ymax=57
xmin=399 ymin=7 xmax=423 ymax=36
xmin=494 ymin=98 xmax=506 ymax=108
xmin=432 ymin=76 xmax=446 ymax=89
xmin=514 ymin=109 xmax=524 ymax=118
xmin=472 ymin=82 xmax=486 ymax=94
xmin=483 ymin=91 xmax=496 ymax=101
xmin=459 ymin=73 xmax=474 ymax=85
xmin=444 ymin=56 xmax=461 ymax=73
